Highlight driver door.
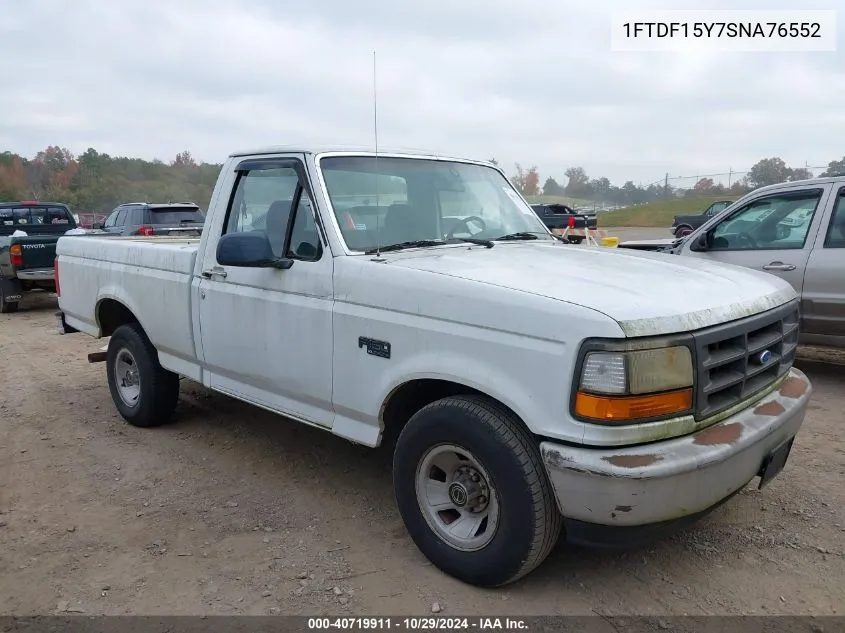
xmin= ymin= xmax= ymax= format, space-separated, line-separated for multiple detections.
xmin=681 ymin=185 xmax=834 ymax=293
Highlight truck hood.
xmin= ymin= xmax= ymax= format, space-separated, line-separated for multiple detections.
xmin=383 ymin=242 xmax=797 ymax=337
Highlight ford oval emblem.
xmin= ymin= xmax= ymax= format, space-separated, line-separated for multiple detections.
xmin=757 ymin=350 xmax=773 ymax=364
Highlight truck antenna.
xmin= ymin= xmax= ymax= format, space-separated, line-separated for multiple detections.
xmin=373 ymin=50 xmax=382 ymax=259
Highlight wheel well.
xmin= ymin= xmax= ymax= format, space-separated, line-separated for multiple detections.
xmin=97 ymin=299 xmax=139 ymax=337
xmin=379 ymin=379 xmax=523 ymax=446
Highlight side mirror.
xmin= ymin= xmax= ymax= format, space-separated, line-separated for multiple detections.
xmin=688 ymin=231 xmax=709 ymax=252
xmin=216 ymin=231 xmax=293 ymax=269
xmin=94 ymin=223 xmax=104 ymax=230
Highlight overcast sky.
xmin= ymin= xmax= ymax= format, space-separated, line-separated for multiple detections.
xmin=1 ymin=0 xmax=843 ymax=186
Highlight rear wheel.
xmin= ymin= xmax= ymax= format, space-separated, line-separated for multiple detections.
xmin=567 ymin=236 xmax=584 ymax=244
xmin=676 ymin=225 xmax=693 ymax=237
xmin=106 ymin=322 xmax=180 ymax=427
xmin=0 ymin=294 xmax=19 ymax=313
xmin=393 ymin=395 xmax=562 ymax=587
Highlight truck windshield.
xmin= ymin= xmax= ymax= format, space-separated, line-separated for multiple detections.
xmin=319 ymin=156 xmax=551 ymax=252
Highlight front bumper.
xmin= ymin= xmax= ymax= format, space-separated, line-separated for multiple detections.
xmin=541 ymin=367 xmax=811 ymax=546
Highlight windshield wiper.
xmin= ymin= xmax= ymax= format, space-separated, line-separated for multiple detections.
xmin=494 ymin=232 xmax=540 ymax=241
xmin=364 ymin=240 xmax=444 ymax=255
xmin=364 ymin=237 xmax=494 ymax=255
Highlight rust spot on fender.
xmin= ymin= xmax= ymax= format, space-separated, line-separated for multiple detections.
xmin=754 ymin=401 xmax=786 ymax=416
xmin=694 ymin=422 xmax=741 ymax=446
xmin=603 ymin=454 xmax=661 ymax=468
xmin=779 ymin=376 xmax=807 ymax=399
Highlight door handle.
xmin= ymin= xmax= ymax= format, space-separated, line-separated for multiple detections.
xmin=201 ymin=268 xmax=227 ymax=279
xmin=762 ymin=262 xmax=796 ymax=272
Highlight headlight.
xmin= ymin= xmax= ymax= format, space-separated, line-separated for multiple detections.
xmin=574 ymin=345 xmax=694 ymax=424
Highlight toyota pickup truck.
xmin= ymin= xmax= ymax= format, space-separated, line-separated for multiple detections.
xmin=0 ymin=201 xmax=77 ymax=313
xmin=54 ymin=146 xmax=812 ymax=587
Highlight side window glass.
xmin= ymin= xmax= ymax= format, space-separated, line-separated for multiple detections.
xmin=115 ymin=209 xmax=127 ymax=226
xmin=47 ymin=207 xmax=71 ymax=225
xmin=823 ymin=189 xmax=845 ymax=249
xmin=287 ymin=192 xmax=321 ymax=261
xmin=224 ymin=164 xmax=321 ymax=261
xmin=104 ymin=211 xmax=117 ymax=228
xmin=710 ymin=190 xmax=822 ymax=251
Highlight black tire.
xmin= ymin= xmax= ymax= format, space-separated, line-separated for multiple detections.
xmin=393 ymin=395 xmax=562 ymax=587
xmin=567 ymin=236 xmax=584 ymax=244
xmin=0 ymin=294 xmax=19 ymax=313
xmin=106 ymin=322 xmax=180 ymax=427
xmin=676 ymin=225 xmax=693 ymax=237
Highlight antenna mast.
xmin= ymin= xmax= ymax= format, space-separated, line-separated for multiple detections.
xmin=373 ymin=50 xmax=382 ymax=258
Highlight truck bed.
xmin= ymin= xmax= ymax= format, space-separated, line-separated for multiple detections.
xmin=57 ymin=235 xmax=202 ymax=376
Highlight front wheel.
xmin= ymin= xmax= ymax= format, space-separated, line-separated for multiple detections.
xmin=106 ymin=322 xmax=180 ymax=427
xmin=675 ymin=226 xmax=693 ymax=237
xmin=393 ymin=395 xmax=562 ymax=587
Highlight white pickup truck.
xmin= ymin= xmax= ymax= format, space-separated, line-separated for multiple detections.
xmin=55 ymin=146 xmax=812 ymax=587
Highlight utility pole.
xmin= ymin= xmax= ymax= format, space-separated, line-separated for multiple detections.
xmin=728 ymin=167 xmax=733 ymax=188
xmin=664 ymin=172 xmax=669 ymax=198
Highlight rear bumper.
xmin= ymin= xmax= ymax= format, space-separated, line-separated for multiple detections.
xmin=16 ymin=268 xmax=54 ymax=281
xmin=540 ymin=367 xmax=811 ymax=546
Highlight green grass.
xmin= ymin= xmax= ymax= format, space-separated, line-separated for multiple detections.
xmin=599 ymin=196 xmax=740 ymax=227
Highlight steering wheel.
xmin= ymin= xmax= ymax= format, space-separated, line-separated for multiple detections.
xmin=735 ymin=232 xmax=758 ymax=249
xmin=446 ymin=215 xmax=487 ymax=239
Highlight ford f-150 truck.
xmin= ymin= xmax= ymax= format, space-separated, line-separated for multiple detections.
xmin=0 ymin=201 xmax=77 ymax=313
xmin=54 ymin=146 xmax=812 ymax=587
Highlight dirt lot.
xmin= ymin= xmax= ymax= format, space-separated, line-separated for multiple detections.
xmin=1 ymin=291 xmax=844 ymax=617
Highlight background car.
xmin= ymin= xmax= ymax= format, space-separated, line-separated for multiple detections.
xmin=670 ymin=200 xmax=735 ymax=237
xmin=97 ymin=202 xmax=205 ymax=236
xmin=530 ymin=203 xmax=597 ymax=243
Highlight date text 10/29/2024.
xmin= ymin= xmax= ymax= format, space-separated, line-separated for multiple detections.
xmin=308 ymin=618 xmax=528 ymax=630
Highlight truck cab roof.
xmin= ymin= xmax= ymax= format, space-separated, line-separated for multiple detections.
xmin=228 ymin=145 xmax=491 ymax=165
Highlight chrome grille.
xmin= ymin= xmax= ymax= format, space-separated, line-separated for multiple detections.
xmin=693 ymin=299 xmax=799 ymax=420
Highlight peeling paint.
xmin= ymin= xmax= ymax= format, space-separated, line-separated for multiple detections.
xmin=754 ymin=401 xmax=786 ymax=416
xmin=543 ymin=447 xmax=621 ymax=477
xmin=693 ymin=422 xmax=742 ymax=446
xmin=617 ymin=289 xmax=796 ymax=337
xmin=603 ymin=454 xmax=661 ymax=468
xmin=779 ymin=376 xmax=808 ymax=399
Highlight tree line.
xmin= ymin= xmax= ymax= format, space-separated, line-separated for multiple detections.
xmin=496 ymin=156 xmax=845 ymax=206
xmin=1 ymin=146 xmax=844 ymax=213
xmin=0 ymin=147 xmax=221 ymax=212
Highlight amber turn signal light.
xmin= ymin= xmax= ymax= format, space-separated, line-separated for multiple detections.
xmin=575 ymin=388 xmax=693 ymax=423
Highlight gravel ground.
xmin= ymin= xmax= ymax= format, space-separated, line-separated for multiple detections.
xmin=1 ymin=292 xmax=843 ymax=617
